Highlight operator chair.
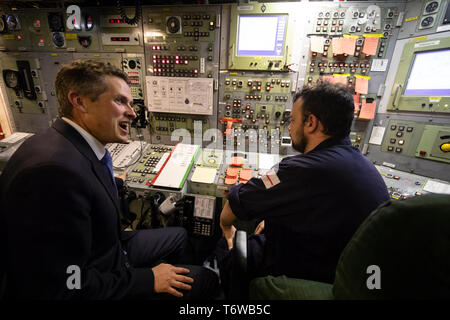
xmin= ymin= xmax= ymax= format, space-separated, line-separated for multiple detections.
xmin=233 ymin=194 xmax=450 ymax=299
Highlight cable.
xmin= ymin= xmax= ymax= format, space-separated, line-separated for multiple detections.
xmin=116 ymin=0 xmax=141 ymax=25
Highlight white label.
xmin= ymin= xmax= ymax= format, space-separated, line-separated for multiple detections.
xmin=194 ymin=196 xmax=215 ymax=219
xmin=436 ymin=25 xmax=450 ymax=32
xmin=371 ymin=59 xmax=389 ymax=72
xmin=146 ymin=76 xmax=214 ymax=115
xmin=237 ymin=6 xmax=254 ymax=11
xmin=423 ymin=180 xmax=450 ymax=194
xmin=200 ymin=57 xmax=205 ymax=74
xmin=1 ymin=132 xmax=31 ymax=144
xmin=261 ymin=169 xmax=280 ymax=189
xmin=414 ymin=40 xmax=440 ymax=48
xmin=369 ymin=126 xmax=385 ymax=145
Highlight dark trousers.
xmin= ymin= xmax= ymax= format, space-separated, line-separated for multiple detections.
xmin=215 ymin=233 xmax=269 ymax=299
xmin=122 ymin=227 xmax=219 ymax=300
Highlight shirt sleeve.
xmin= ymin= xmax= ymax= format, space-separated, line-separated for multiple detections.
xmin=227 ymin=157 xmax=313 ymax=221
xmin=4 ymin=164 xmax=155 ymax=299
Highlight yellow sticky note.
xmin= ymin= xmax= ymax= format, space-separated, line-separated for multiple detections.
xmin=191 ymin=167 xmax=217 ymax=184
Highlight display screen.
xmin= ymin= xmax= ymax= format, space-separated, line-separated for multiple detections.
xmin=237 ymin=15 xmax=287 ymax=57
xmin=404 ymin=49 xmax=450 ymax=96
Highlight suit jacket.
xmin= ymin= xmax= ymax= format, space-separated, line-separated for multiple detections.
xmin=0 ymin=119 xmax=154 ymax=299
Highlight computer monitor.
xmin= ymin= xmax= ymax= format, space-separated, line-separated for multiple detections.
xmin=388 ymin=36 xmax=450 ymax=113
xmin=404 ymin=49 xmax=450 ymax=96
xmin=228 ymin=3 xmax=293 ymax=71
xmin=237 ymin=15 xmax=287 ymax=57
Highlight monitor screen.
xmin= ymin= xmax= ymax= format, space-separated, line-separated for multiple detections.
xmin=404 ymin=49 xmax=450 ymax=96
xmin=237 ymin=15 xmax=287 ymax=57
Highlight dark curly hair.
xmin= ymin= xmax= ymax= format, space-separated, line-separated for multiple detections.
xmin=55 ymin=60 xmax=129 ymax=118
xmin=294 ymin=81 xmax=354 ymax=138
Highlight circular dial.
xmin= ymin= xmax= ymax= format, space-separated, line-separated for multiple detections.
xmin=3 ymin=70 xmax=19 ymax=89
xmin=421 ymin=16 xmax=434 ymax=27
xmin=166 ymin=16 xmax=180 ymax=34
xmin=128 ymin=59 xmax=136 ymax=69
xmin=52 ymin=32 xmax=64 ymax=47
xmin=6 ymin=15 xmax=18 ymax=30
xmin=425 ymin=1 xmax=439 ymax=13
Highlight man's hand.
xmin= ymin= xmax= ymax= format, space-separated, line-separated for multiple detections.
xmin=117 ymin=169 xmax=127 ymax=182
xmin=254 ymin=220 xmax=265 ymax=235
xmin=152 ymin=263 xmax=194 ymax=298
xmin=220 ymin=224 xmax=236 ymax=250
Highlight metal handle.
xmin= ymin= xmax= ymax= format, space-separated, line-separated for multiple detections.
xmin=230 ymin=43 xmax=234 ymax=67
xmin=392 ymin=84 xmax=402 ymax=108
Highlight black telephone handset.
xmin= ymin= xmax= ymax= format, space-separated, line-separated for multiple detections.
xmin=182 ymin=195 xmax=216 ymax=237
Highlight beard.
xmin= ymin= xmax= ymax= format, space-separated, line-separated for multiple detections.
xmin=291 ymin=131 xmax=307 ymax=153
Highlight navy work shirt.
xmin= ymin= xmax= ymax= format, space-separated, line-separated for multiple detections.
xmin=227 ymin=136 xmax=390 ymax=283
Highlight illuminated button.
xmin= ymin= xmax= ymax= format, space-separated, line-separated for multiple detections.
xmin=398 ymin=140 xmax=405 ymax=145
xmin=440 ymin=143 xmax=450 ymax=152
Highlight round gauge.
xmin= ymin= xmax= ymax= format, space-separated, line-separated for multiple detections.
xmin=128 ymin=59 xmax=136 ymax=69
xmin=52 ymin=32 xmax=65 ymax=47
xmin=421 ymin=16 xmax=434 ymax=27
xmin=166 ymin=16 xmax=180 ymax=34
xmin=425 ymin=1 xmax=439 ymax=13
xmin=6 ymin=15 xmax=18 ymax=31
xmin=3 ymin=70 xmax=19 ymax=89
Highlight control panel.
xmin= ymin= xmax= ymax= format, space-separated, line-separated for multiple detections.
xmin=124 ymin=143 xmax=173 ymax=193
xmin=376 ymin=164 xmax=450 ymax=199
xmin=122 ymin=53 xmax=146 ymax=101
xmin=141 ymin=6 xmax=220 ymax=146
xmin=218 ymin=71 xmax=294 ymax=152
xmin=99 ymin=8 xmax=144 ymax=53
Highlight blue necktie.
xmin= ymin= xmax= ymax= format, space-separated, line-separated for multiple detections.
xmin=100 ymin=149 xmax=117 ymax=193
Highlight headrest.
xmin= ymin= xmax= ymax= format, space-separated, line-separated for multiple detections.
xmin=333 ymin=194 xmax=450 ymax=299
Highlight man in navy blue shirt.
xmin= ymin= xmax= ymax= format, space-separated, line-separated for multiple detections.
xmin=218 ymin=82 xmax=389 ymax=296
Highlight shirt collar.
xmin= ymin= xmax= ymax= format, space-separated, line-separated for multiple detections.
xmin=311 ymin=136 xmax=352 ymax=152
xmin=62 ymin=117 xmax=106 ymax=161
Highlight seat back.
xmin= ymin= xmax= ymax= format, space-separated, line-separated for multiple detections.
xmin=333 ymin=194 xmax=450 ymax=299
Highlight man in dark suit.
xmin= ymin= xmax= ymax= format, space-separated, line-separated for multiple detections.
xmin=0 ymin=60 xmax=218 ymax=299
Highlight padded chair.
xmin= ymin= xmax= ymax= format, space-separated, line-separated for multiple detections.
xmin=234 ymin=194 xmax=450 ymax=299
